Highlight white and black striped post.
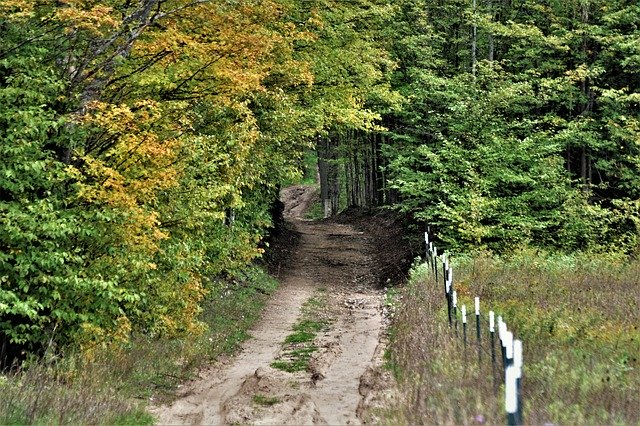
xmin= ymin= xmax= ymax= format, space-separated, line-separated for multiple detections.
xmin=475 ymin=297 xmax=481 ymax=341
xmin=505 ymin=361 xmax=518 ymax=425
xmin=424 ymin=231 xmax=430 ymax=268
xmin=498 ymin=316 xmax=507 ymax=370
xmin=489 ymin=310 xmax=497 ymax=390
xmin=513 ymin=339 xmax=523 ymax=425
xmin=452 ymin=290 xmax=458 ymax=336
xmin=504 ymin=330 xmax=514 ymax=374
xmin=475 ymin=296 xmax=481 ymax=363
xmin=505 ymin=334 xmax=518 ymax=425
xmin=444 ymin=258 xmax=453 ymax=327
xmin=462 ymin=305 xmax=467 ymax=347
xmin=433 ymin=246 xmax=438 ymax=284
xmin=428 ymin=242 xmax=433 ymax=274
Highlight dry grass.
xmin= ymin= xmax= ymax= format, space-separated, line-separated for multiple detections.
xmin=0 ymin=359 xmax=151 ymax=425
xmin=386 ymin=250 xmax=640 ymax=425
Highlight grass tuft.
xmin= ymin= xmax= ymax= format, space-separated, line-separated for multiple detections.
xmin=252 ymin=394 xmax=282 ymax=406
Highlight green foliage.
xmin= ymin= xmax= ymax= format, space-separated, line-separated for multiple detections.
xmin=0 ymin=266 xmax=277 ymax=423
xmin=382 ymin=0 xmax=640 ymax=254
xmin=0 ymin=0 xmax=396 ymax=354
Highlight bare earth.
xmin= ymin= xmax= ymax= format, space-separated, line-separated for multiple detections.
xmin=151 ymin=185 xmax=396 ymax=425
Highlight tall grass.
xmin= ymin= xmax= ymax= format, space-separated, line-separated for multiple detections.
xmin=386 ymin=250 xmax=640 ymax=425
xmin=0 ymin=266 xmax=278 ymax=425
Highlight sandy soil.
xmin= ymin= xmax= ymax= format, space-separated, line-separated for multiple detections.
xmin=151 ymin=185 xmax=398 ymax=425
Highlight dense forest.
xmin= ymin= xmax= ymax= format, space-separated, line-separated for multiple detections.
xmin=1 ymin=0 xmax=639 ymax=360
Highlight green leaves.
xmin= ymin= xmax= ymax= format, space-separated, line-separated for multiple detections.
xmin=382 ymin=0 xmax=640 ymax=254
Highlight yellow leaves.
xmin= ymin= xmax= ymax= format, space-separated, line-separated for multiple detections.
xmin=78 ymin=316 xmax=132 ymax=361
xmin=0 ymin=0 xmax=36 ymax=19
xmin=54 ymin=2 xmax=119 ymax=35
xmin=76 ymin=100 xmax=181 ymax=255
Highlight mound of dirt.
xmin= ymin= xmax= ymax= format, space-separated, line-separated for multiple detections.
xmin=334 ymin=207 xmax=417 ymax=287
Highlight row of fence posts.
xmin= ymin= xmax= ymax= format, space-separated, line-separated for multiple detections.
xmin=425 ymin=230 xmax=524 ymax=425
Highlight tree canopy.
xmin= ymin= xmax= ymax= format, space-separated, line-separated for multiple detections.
xmin=1 ymin=0 xmax=638 ymax=351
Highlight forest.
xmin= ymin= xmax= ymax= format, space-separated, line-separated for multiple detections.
xmin=0 ymin=0 xmax=639 ymax=422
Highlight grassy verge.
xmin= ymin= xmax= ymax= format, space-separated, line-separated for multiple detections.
xmin=0 ymin=266 xmax=278 ymax=425
xmin=385 ymin=250 xmax=640 ymax=425
xmin=271 ymin=290 xmax=331 ymax=373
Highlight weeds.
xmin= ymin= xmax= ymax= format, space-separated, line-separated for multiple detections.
xmin=386 ymin=251 xmax=640 ymax=425
xmin=252 ymin=394 xmax=281 ymax=406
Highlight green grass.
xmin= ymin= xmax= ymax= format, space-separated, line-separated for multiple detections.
xmin=252 ymin=394 xmax=281 ymax=406
xmin=385 ymin=250 xmax=640 ymax=425
xmin=271 ymin=292 xmax=330 ymax=373
xmin=0 ymin=266 xmax=278 ymax=425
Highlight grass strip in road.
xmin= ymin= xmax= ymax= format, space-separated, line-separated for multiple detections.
xmin=271 ymin=291 xmax=331 ymax=373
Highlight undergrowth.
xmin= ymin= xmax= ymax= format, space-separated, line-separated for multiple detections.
xmin=0 ymin=266 xmax=278 ymax=425
xmin=386 ymin=249 xmax=640 ymax=425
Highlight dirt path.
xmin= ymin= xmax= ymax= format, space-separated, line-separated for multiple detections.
xmin=151 ymin=185 xmax=395 ymax=425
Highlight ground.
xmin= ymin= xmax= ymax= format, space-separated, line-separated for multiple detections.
xmin=151 ymin=185 xmax=414 ymax=425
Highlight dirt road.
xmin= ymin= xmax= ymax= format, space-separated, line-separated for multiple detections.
xmin=151 ymin=185 xmax=397 ymax=425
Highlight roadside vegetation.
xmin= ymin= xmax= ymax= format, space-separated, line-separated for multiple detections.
xmin=0 ymin=268 xmax=277 ymax=424
xmin=386 ymin=252 xmax=640 ymax=425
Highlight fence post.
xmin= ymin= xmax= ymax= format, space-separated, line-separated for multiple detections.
xmin=424 ymin=231 xmax=430 ymax=268
xmin=489 ymin=310 xmax=497 ymax=391
xmin=514 ymin=339 xmax=523 ymax=425
xmin=452 ymin=290 xmax=458 ymax=336
xmin=505 ymin=362 xmax=518 ymax=425
xmin=462 ymin=305 xmax=467 ymax=347
xmin=445 ymin=260 xmax=452 ymax=327
xmin=475 ymin=296 xmax=481 ymax=364
xmin=505 ymin=334 xmax=517 ymax=425
xmin=498 ymin=316 xmax=506 ymax=370
xmin=433 ymin=247 xmax=438 ymax=285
